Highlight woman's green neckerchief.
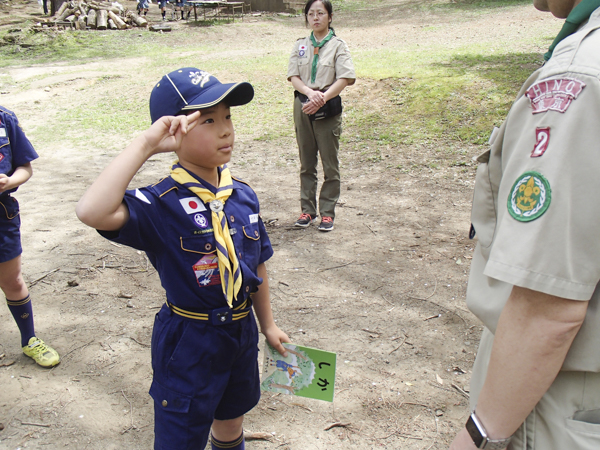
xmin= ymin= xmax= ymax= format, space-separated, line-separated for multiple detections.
xmin=309 ymin=28 xmax=335 ymax=84
xmin=544 ymin=0 xmax=600 ymax=60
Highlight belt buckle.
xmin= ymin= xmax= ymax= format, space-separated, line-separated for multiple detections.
xmin=211 ymin=306 xmax=233 ymax=325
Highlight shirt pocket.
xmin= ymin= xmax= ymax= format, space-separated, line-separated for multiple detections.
xmin=471 ymin=155 xmax=496 ymax=258
xmin=319 ymin=56 xmax=336 ymax=83
xmin=0 ymin=196 xmax=19 ymax=220
xmin=241 ymin=222 xmax=261 ymax=270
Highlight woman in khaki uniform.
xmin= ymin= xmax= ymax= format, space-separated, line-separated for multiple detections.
xmin=287 ymin=0 xmax=355 ymax=232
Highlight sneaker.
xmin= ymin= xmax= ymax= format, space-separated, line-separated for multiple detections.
xmin=22 ymin=337 xmax=60 ymax=368
xmin=294 ymin=213 xmax=317 ymax=228
xmin=318 ymin=216 xmax=334 ymax=232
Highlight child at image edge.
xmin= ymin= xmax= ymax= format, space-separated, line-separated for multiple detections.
xmin=76 ymin=68 xmax=290 ymax=450
xmin=0 ymin=106 xmax=60 ymax=368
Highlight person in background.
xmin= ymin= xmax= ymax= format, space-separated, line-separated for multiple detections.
xmin=0 ymin=106 xmax=60 ymax=368
xmin=287 ymin=0 xmax=355 ymax=232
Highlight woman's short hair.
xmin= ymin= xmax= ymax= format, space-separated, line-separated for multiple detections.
xmin=304 ymin=0 xmax=333 ymax=26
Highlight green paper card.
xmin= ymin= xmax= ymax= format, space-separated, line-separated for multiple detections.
xmin=261 ymin=342 xmax=336 ymax=402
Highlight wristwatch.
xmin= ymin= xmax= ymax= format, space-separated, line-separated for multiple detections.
xmin=465 ymin=412 xmax=512 ymax=449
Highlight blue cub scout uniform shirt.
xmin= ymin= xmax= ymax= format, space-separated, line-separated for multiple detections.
xmin=100 ymin=173 xmax=273 ymax=311
xmin=0 ymin=107 xmax=39 ymax=197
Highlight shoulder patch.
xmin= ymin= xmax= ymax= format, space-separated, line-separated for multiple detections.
xmin=151 ymin=176 xmax=178 ymax=197
xmin=526 ymin=78 xmax=585 ymax=114
xmin=507 ymin=171 xmax=551 ymax=222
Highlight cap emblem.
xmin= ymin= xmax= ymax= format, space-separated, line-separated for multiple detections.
xmin=189 ymin=70 xmax=211 ymax=88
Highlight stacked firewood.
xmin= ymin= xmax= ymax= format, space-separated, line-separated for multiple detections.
xmin=46 ymin=1 xmax=148 ymax=29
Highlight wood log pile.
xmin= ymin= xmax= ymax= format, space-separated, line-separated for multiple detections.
xmin=43 ymin=0 xmax=148 ymax=29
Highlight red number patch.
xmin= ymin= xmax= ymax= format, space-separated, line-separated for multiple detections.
xmin=531 ymin=127 xmax=550 ymax=158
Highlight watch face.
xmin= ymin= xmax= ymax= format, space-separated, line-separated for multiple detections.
xmin=466 ymin=415 xmax=485 ymax=448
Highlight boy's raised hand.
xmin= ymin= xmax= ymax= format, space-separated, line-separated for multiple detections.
xmin=142 ymin=111 xmax=201 ymax=155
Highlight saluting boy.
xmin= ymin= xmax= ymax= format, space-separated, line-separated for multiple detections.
xmin=76 ymin=68 xmax=290 ymax=450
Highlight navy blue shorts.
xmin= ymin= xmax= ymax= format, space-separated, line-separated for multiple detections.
xmin=150 ymin=305 xmax=261 ymax=450
xmin=0 ymin=196 xmax=21 ymax=263
xmin=158 ymin=0 xmax=168 ymax=8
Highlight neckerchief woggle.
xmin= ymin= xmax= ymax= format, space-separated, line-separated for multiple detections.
xmin=170 ymin=163 xmax=242 ymax=308
xmin=544 ymin=0 xmax=600 ymax=60
xmin=309 ymin=28 xmax=335 ymax=84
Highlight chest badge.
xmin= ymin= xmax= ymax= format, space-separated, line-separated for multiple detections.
xmin=299 ymin=44 xmax=307 ymax=57
xmin=180 ymin=197 xmax=206 ymax=214
xmin=508 ymin=171 xmax=551 ymax=222
xmin=209 ymin=199 xmax=224 ymax=213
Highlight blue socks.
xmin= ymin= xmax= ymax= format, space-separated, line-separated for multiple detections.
xmin=6 ymin=295 xmax=35 ymax=347
xmin=211 ymin=432 xmax=245 ymax=450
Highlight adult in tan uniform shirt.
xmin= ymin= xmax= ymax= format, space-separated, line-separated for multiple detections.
xmin=287 ymin=0 xmax=355 ymax=232
xmin=451 ymin=0 xmax=600 ymax=449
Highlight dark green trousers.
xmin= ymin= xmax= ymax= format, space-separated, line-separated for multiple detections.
xmin=293 ymin=96 xmax=343 ymax=219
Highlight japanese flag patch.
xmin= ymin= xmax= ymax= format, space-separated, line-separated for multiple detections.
xmin=299 ymin=44 xmax=307 ymax=58
xmin=180 ymin=197 xmax=207 ymax=214
xmin=508 ymin=171 xmax=551 ymax=222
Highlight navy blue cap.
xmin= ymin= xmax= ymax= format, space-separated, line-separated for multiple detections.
xmin=149 ymin=68 xmax=254 ymax=123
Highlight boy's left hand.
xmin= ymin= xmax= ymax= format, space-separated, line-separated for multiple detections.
xmin=262 ymin=324 xmax=291 ymax=357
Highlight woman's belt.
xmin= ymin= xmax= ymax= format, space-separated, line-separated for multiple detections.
xmin=166 ymin=298 xmax=251 ymax=325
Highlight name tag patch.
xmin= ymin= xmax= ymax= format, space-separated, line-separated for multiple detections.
xmin=249 ymin=213 xmax=259 ymax=224
xmin=0 ymin=128 xmax=6 ymax=137
xmin=526 ymin=78 xmax=585 ymax=114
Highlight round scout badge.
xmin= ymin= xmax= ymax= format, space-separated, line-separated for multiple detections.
xmin=507 ymin=171 xmax=551 ymax=222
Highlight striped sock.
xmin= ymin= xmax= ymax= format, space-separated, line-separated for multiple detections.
xmin=211 ymin=431 xmax=244 ymax=450
xmin=6 ymin=295 xmax=35 ymax=347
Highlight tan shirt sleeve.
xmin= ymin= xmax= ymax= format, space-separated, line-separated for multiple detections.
xmin=484 ymin=72 xmax=600 ymax=301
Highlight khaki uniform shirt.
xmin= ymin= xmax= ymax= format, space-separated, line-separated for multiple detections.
xmin=467 ymin=8 xmax=600 ymax=372
xmin=287 ymin=34 xmax=356 ymax=91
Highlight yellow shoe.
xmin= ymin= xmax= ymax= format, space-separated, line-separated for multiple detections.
xmin=22 ymin=337 xmax=60 ymax=368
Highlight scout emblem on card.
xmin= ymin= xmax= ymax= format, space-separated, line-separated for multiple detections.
xmin=508 ymin=171 xmax=551 ymax=222
xmin=261 ymin=343 xmax=336 ymax=402
xmin=526 ymin=78 xmax=585 ymax=114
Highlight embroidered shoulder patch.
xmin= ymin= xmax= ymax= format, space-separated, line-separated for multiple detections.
xmin=526 ymin=78 xmax=585 ymax=114
xmin=507 ymin=172 xmax=551 ymax=222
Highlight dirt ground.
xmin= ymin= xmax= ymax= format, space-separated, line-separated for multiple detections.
xmin=0 ymin=1 xmax=558 ymax=449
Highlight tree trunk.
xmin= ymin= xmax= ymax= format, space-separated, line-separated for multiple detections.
xmin=57 ymin=7 xmax=74 ymax=20
xmin=97 ymin=9 xmax=107 ymax=29
xmin=77 ymin=15 xmax=87 ymax=29
xmin=108 ymin=18 xmax=117 ymax=29
xmin=54 ymin=0 xmax=68 ymax=17
xmin=87 ymin=8 xmax=97 ymax=28
xmin=129 ymin=12 xmax=148 ymax=27
xmin=108 ymin=10 xmax=127 ymax=29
